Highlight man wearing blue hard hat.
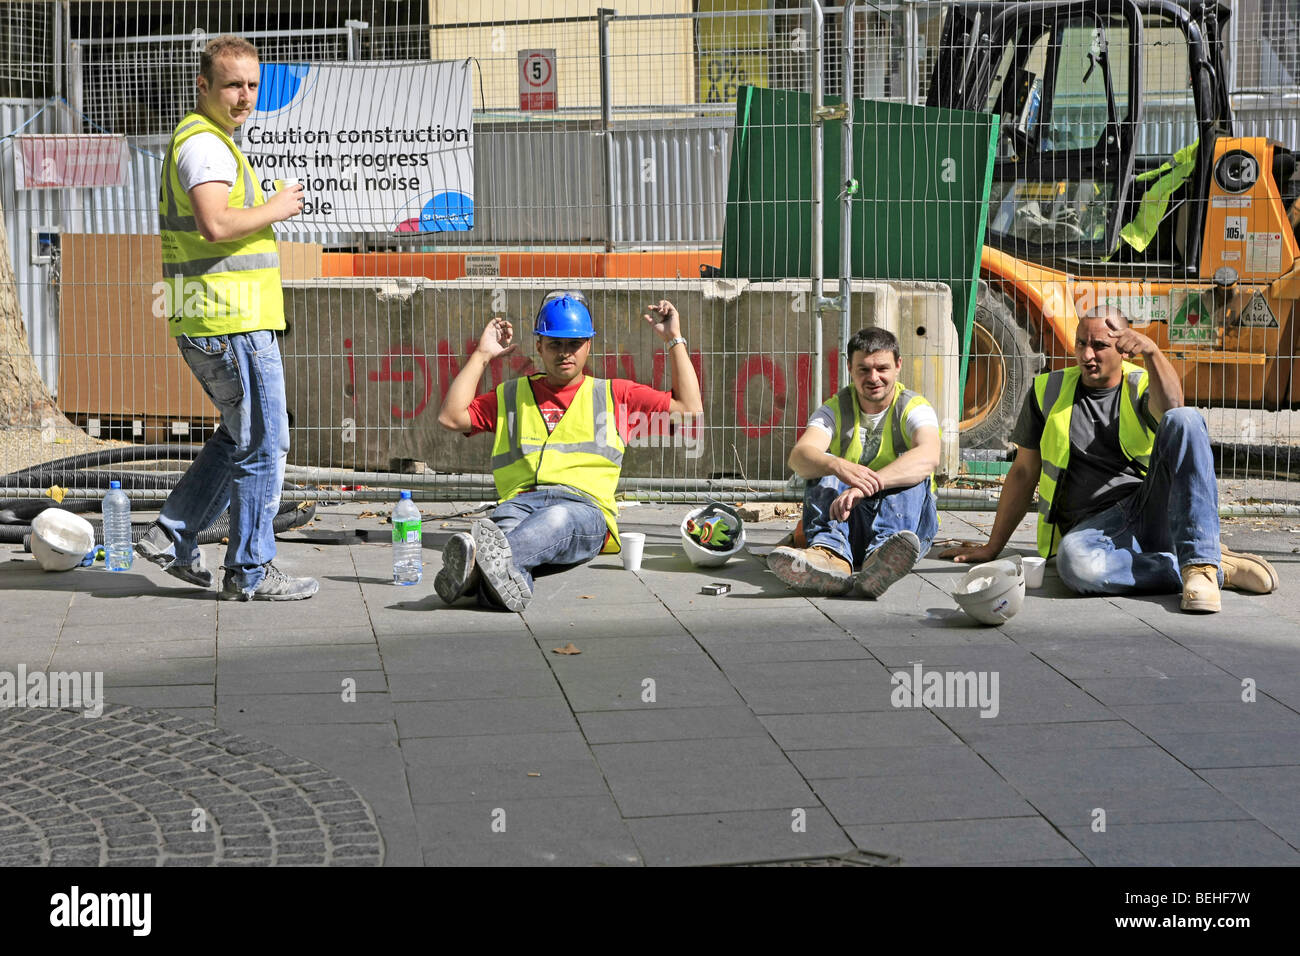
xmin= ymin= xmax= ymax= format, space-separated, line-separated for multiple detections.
xmin=436 ymin=290 xmax=703 ymax=611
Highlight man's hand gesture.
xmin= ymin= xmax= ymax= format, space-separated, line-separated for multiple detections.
xmin=476 ymin=317 xmax=516 ymax=359
xmin=643 ymin=299 xmax=681 ymax=341
xmin=1105 ymin=315 xmax=1157 ymax=359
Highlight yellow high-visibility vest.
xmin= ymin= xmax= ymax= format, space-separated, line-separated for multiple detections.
xmin=826 ymin=381 xmax=938 ymax=493
xmin=159 ymin=111 xmax=283 ymax=336
xmin=1035 ymin=362 xmax=1154 ymax=558
xmin=491 ymin=375 xmax=625 ymax=553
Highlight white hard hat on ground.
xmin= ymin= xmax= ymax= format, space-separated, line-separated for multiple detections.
xmin=30 ymin=508 xmax=97 ymax=572
xmin=951 ymin=555 xmax=1026 ymax=625
xmin=680 ymin=502 xmax=745 ymax=568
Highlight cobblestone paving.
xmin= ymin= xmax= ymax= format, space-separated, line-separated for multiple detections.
xmin=0 ymin=705 xmax=383 ymax=866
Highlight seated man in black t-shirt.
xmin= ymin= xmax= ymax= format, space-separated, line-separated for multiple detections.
xmin=941 ymin=306 xmax=1277 ymax=613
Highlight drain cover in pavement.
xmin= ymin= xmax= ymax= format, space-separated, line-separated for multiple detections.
xmin=0 ymin=705 xmax=383 ymax=866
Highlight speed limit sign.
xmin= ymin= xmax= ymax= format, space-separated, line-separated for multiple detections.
xmin=518 ymin=49 xmax=557 ymax=111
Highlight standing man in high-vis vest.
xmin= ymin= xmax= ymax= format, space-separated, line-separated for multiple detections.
xmin=942 ymin=306 xmax=1277 ymax=613
xmin=436 ymin=292 xmax=703 ymax=611
xmin=768 ymin=327 xmax=941 ymax=598
xmin=134 ymin=35 xmax=318 ymax=601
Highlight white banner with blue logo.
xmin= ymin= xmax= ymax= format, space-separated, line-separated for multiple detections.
xmin=244 ymin=59 xmax=474 ymax=234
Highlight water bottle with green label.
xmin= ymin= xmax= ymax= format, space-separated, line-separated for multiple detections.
xmin=391 ymin=491 xmax=422 ymax=585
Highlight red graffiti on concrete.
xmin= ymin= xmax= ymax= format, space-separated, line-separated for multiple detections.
xmin=368 ymin=347 xmax=433 ymax=419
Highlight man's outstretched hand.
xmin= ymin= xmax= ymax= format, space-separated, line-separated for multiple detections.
xmin=938 ymin=541 xmax=1000 ymax=564
xmin=477 ymin=317 xmax=517 ymax=359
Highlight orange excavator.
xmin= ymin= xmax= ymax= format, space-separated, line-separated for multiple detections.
xmin=927 ymin=1 xmax=1300 ymax=449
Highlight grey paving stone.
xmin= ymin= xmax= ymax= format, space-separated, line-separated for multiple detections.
xmin=1059 ymin=820 xmax=1300 ymax=866
xmin=62 ymin=590 xmax=217 ymax=625
xmin=104 ymin=685 xmax=215 ymax=710
xmin=414 ymin=796 xmax=641 ymax=866
xmin=529 ymin=629 xmax=699 ymax=657
xmin=1022 ymin=784 xmax=1254 ymax=828
xmin=0 ymin=641 xmax=55 ymax=670
xmin=367 ymin=602 xmax=530 ymax=637
xmin=59 ymin=621 xmax=216 ymax=646
xmin=591 ymin=736 xmax=792 ymax=773
xmin=218 ymin=670 xmax=389 ymax=696
xmin=980 ymin=746 xmax=1206 ymax=795
xmin=673 ymin=607 xmax=850 ymax=644
xmin=387 ymin=667 xmax=560 ymax=703
xmin=377 ymin=632 xmax=541 ymax=674
xmin=577 ymin=705 xmax=770 ymax=744
xmin=1180 ymin=641 xmax=1300 ymax=677
xmin=812 ymin=769 xmax=1037 ymax=825
xmin=552 ymin=657 xmax=743 ymax=712
xmin=722 ymin=659 xmax=899 ymax=715
xmin=1155 ymin=730 xmax=1300 ymax=768
xmin=863 ymin=644 xmax=1040 ymax=669
xmin=1077 ymin=674 xmax=1254 ymax=706
xmin=407 ymin=757 xmax=611 ymax=805
xmin=50 ymin=640 xmax=215 ymax=669
xmin=927 ymin=667 xmax=1116 ymax=728
xmin=627 ymin=807 xmax=853 ymax=866
xmin=217 ymin=691 xmax=395 ymax=727
xmin=217 ymin=644 xmax=382 ymax=674
xmin=1113 ymin=699 xmax=1300 ymax=736
xmin=1200 ymin=766 xmax=1300 ymax=846
xmin=955 ymin=720 xmax=1153 ymax=752
xmin=760 ymin=711 xmax=961 ymax=751
xmin=1025 ymin=636 xmax=1228 ymax=679
xmin=399 ymin=731 xmax=593 ymax=767
xmin=217 ymin=626 xmax=377 ymax=648
xmin=847 ymin=817 xmax=1084 ymax=865
xmin=1257 ymin=672 xmax=1300 ymax=711
xmin=395 ymin=698 xmax=579 ymax=738
xmin=787 ymin=743 xmax=993 ymax=780
xmin=699 ymin=638 xmax=873 ymax=666
xmin=604 ymin=763 xmax=817 ymax=818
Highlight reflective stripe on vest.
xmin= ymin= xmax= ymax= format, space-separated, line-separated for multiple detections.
xmin=490 ymin=376 xmax=625 ymax=553
xmin=827 ymin=380 xmax=939 ymax=495
xmin=1034 ymin=362 xmax=1154 ymax=558
xmin=159 ymin=112 xmax=283 ymax=336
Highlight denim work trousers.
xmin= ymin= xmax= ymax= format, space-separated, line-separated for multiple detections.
xmin=478 ymin=486 xmax=609 ymax=608
xmin=803 ymin=474 xmax=939 ymax=569
xmin=156 ymin=330 xmax=290 ymax=592
xmin=1055 ymin=407 xmax=1222 ymax=595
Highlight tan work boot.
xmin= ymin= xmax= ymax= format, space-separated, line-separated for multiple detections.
xmin=767 ymin=545 xmax=853 ymax=596
xmin=1181 ymin=564 xmax=1221 ymax=613
xmin=1220 ymin=547 xmax=1279 ymax=594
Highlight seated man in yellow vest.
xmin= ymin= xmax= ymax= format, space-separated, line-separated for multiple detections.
xmin=768 ymin=327 xmax=941 ymax=598
xmin=942 ymin=306 xmax=1277 ymax=612
xmin=435 ymin=292 xmax=703 ymax=611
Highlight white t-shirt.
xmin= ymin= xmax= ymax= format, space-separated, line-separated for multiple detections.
xmin=175 ymin=132 xmax=237 ymax=193
xmin=807 ymin=397 xmax=939 ymax=463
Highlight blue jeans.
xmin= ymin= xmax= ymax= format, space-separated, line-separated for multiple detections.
xmin=1056 ymin=407 xmax=1221 ymax=595
xmin=478 ymin=486 xmax=609 ymax=608
xmin=155 ymin=330 xmax=290 ymax=592
xmin=803 ymin=474 xmax=938 ymax=569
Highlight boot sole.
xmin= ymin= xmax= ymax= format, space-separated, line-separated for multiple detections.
xmin=135 ymin=540 xmax=214 ymax=589
xmin=1180 ymin=596 xmax=1221 ymax=613
xmin=435 ymin=533 xmax=478 ymax=605
xmin=218 ymin=581 xmax=319 ymax=601
xmin=1221 ymin=547 xmax=1280 ymax=593
xmin=854 ymin=532 xmax=921 ymax=599
xmin=766 ymin=547 xmax=851 ymax=596
xmin=472 ymin=520 xmax=532 ymax=612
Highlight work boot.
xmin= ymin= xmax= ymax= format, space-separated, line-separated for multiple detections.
xmin=472 ymin=519 xmax=532 ymax=612
xmin=435 ymin=531 xmax=480 ymax=605
xmin=1220 ymin=547 xmax=1279 ymax=594
xmin=134 ymin=523 xmax=214 ymax=589
xmin=853 ymin=531 xmax=921 ymax=599
xmin=218 ymin=563 xmax=319 ymax=601
xmin=767 ymin=545 xmax=853 ymax=596
xmin=1180 ymin=564 xmax=1221 ymax=613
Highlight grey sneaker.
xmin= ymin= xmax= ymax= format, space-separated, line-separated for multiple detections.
xmin=853 ymin=531 xmax=921 ymax=599
xmin=218 ymin=563 xmax=319 ymax=601
xmin=435 ymin=531 xmax=480 ymax=605
xmin=471 ymin=519 xmax=531 ymax=612
xmin=135 ymin=523 xmax=214 ymax=589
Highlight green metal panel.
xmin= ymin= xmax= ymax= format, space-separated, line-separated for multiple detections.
xmin=721 ymin=86 xmax=999 ymax=393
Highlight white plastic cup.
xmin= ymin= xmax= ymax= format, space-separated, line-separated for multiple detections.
xmin=1023 ymin=555 xmax=1046 ymax=589
xmin=621 ymin=532 xmax=646 ymax=572
xmin=273 ymin=176 xmax=301 ymax=192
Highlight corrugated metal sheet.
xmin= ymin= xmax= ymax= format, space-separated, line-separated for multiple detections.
xmin=609 ymin=121 xmax=732 ymax=245
xmin=0 ymin=98 xmax=72 ymax=392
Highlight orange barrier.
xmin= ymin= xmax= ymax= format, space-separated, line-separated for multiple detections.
xmin=315 ymin=250 xmax=722 ymax=280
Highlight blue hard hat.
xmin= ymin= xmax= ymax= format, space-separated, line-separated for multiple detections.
xmin=534 ymin=290 xmax=595 ymax=338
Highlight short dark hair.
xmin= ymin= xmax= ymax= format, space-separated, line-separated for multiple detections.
xmin=846 ymin=327 xmax=900 ymax=364
xmin=200 ymin=35 xmax=259 ymax=82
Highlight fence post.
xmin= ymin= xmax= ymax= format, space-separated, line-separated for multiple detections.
xmin=903 ymin=0 xmax=920 ymax=105
xmin=809 ymin=0 xmax=826 ymax=411
xmin=598 ymin=7 xmax=617 ymax=252
xmin=839 ymin=0 xmax=860 ymax=387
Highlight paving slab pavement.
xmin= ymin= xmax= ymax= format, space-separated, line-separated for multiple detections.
xmin=2 ymin=499 xmax=1299 ymax=867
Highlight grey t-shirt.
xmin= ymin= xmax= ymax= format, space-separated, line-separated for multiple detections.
xmin=1010 ymin=380 xmax=1158 ymax=531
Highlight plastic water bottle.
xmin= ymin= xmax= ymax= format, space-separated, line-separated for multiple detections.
xmin=103 ymin=480 xmax=133 ymax=572
xmin=392 ymin=491 xmax=422 ymax=585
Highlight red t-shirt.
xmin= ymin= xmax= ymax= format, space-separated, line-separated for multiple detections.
xmin=465 ymin=374 xmax=673 ymax=438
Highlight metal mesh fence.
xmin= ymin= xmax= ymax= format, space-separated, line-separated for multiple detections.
xmin=0 ymin=0 xmax=1298 ymax=519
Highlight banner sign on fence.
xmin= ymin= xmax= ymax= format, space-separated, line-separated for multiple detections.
xmin=243 ymin=59 xmax=474 ymax=233
xmin=15 ymin=134 xmax=129 ymax=189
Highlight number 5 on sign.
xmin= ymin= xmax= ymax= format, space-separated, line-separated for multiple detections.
xmin=519 ymin=49 xmax=557 ymax=112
